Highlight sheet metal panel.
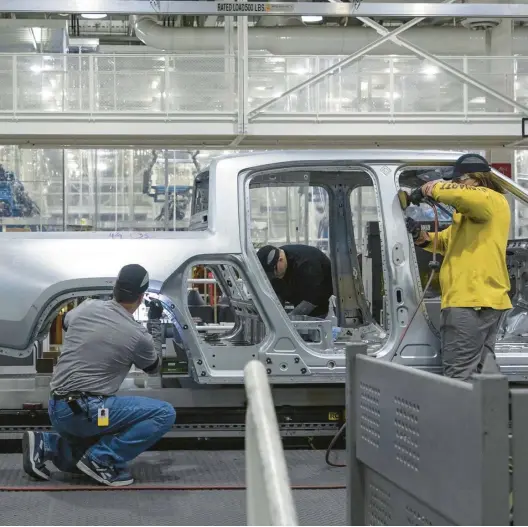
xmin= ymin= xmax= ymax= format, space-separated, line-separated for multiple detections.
xmin=354 ymin=355 xmax=509 ymax=525
xmin=511 ymin=388 xmax=528 ymax=526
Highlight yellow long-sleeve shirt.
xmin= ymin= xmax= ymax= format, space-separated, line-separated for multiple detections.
xmin=423 ymin=182 xmax=512 ymax=310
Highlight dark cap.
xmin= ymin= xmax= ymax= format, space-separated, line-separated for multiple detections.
xmin=115 ymin=264 xmax=150 ymax=297
xmin=257 ymin=245 xmax=280 ymax=278
xmin=445 ymin=153 xmax=491 ymax=181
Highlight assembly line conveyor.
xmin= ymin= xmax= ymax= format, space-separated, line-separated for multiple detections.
xmin=2 ymin=341 xmax=527 ymax=526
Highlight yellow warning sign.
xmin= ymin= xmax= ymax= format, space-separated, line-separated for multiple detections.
xmin=328 ymin=412 xmax=340 ymax=421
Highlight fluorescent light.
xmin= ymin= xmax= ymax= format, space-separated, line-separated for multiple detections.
xmin=81 ymin=13 xmax=107 ymax=19
xmin=422 ymin=64 xmax=439 ymax=76
xmin=302 ymin=15 xmax=323 ymax=23
xmin=470 ymin=96 xmax=486 ymax=104
xmin=385 ymin=92 xmax=401 ymax=99
xmin=290 ymin=67 xmax=309 ymax=75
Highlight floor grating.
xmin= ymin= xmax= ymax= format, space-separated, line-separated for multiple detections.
xmin=0 ymin=449 xmax=347 ymax=525
xmin=0 ymin=449 xmax=346 ymax=489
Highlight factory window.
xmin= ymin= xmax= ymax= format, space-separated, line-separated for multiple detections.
xmin=349 ymin=184 xmax=385 ymax=326
xmin=185 ymin=263 xmax=266 ymax=347
xmin=189 ymin=170 xmax=209 ymax=231
xmin=398 ymin=166 xmax=456 ymax=302
xmin=248 ymin=183 xmax=329 ymax=254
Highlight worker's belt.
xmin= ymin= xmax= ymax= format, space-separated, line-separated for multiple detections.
xmin=51 ymin=391 xmax=101 ymax=401
xmin=51 ymin=391 xmax=104 ymax=418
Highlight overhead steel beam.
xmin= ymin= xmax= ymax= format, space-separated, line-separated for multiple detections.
xmin=248 ymin=0 xmax=457 ymax=120
xmin=2 ymin=1 xmax=528 ymax=18
xmin=358 ymin=16 xmax=528 ymax=115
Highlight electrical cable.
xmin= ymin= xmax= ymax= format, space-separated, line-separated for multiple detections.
xmin=324 ymin=199 xmax=440 ymax=469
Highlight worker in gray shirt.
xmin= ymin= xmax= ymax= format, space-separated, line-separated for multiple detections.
xmin=22 ymin=264 xmax=176 ymax=487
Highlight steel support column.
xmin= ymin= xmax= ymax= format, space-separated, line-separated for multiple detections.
xmin=224 ymin=15 xmax=235 ymax=114
xmin=234 ymin=5 xmax=249 ymax=141
xmin=247 ymin=0 xmax=457 ymax=120
xmin=358 ymin=16 xmax=528 ymax=114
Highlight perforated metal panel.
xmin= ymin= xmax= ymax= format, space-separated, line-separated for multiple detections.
xmin=359 ymin=381 xmax=381 ymax=449
xmin=367 ymin=480 xmax=392 ymax=525
xmin=511 ymin=388 xmax=528 ymax=526
xmin=394 ymin=396 xmax=420 ymax=472
xmin=349 ymin=354 xmax=509 ymax=526
xmin=364 ymin=470 xmax=451 ymax=526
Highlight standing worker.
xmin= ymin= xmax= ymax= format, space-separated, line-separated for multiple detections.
xmin=405 ymin=153 xmax=512 ymax=380
xmin=22 ymin=264 xmax=175 ymax=487
xmin=257 ymin=244 xmax=333 ymax=318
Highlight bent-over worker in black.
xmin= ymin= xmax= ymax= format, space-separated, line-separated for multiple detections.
xmin=257 ymin=244 xmax=333 ymax=318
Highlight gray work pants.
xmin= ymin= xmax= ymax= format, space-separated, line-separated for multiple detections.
xmin=440 ymin=307 xmax=503 ymax=381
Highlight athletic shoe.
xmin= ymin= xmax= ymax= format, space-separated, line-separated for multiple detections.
xmin=76 ymin=454 xmax=134 ymax=487
xmin=22 ymin=431 xmax=51 ymax=481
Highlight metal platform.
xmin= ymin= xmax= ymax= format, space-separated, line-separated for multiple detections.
xmin=0 ymin=449 xmax=346 ymax=525
xmin=0 ymin=488 xmax=346 ymax=525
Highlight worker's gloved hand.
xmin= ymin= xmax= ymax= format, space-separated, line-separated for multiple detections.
xmin=405 ymin=217 xmax=422 ymax=241
xmin=408 ymin=187 xmax=425 ymax=206
xmin=147 ymin=299 xmax=164 ymax=320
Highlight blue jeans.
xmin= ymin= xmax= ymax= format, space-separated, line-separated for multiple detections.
xmin=44 ymin=395 xmax=176 ymax=472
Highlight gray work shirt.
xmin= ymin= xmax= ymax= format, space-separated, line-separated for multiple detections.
xmin=50 ymin=299 xmax=158 ymax=396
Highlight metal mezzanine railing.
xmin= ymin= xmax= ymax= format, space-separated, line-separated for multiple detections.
xmin=0 ymin=52 xmax=525 ymax=122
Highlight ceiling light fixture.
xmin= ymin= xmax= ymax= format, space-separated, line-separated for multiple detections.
xmin=291 ymin=67 xmax=309 ymax=76
xmin=422 ymin=64 xmax=440 ymax=76
xmin=81 ymin=13 xmax=107 ymax=20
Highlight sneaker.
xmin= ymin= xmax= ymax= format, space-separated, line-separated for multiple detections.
xmin=22 ymin=431 xmax=51 ymax=481
xmin=76 ymin=454 xmax=134 ymax=487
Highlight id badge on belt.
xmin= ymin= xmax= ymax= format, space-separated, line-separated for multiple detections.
xmin=97 ymin=406 xmax=109 ymax=427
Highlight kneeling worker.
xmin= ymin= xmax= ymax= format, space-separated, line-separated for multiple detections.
xmin=257 ymin=244 xmax=333 ymax=318
xmin=22 ymin=264 xmax=175 ymax=487
xmin=406 ymin=154 xmax=511 ymax=380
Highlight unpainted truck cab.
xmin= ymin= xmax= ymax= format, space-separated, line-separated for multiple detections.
xmin=1 ymin=150 xmax=528 ymax=383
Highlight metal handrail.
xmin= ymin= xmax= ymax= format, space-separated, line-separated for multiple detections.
xmin=0 ymin=52 xmax=524 ymax=120
xmin=244 ymin=360 xmax=298 ymax=526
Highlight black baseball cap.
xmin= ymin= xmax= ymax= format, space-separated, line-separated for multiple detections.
xmin=257 ymin=245 xmax=280 ymax=278
xmin=115 ymin=264 xmax=150 ymax=296
xmin=445 ymin=153 xmax=491 ymax=181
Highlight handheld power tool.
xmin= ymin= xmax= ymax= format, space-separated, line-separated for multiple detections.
xmin=325 ymin=186 xmax=442 ymax=468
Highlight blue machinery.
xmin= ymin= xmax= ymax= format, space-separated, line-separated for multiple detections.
xmin=0 ymin=167 xmax=40 ymax=219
